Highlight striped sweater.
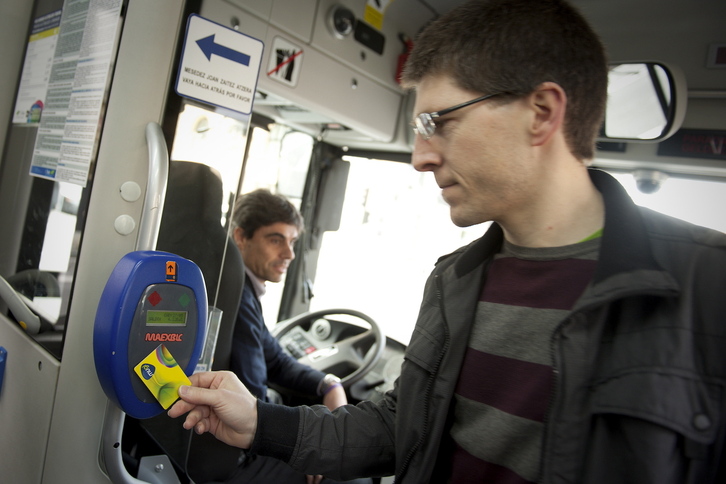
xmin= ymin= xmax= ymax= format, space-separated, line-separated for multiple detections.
xmin=437 ymin=238 xmax=600 ymax=483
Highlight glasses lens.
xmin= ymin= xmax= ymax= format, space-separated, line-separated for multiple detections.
xmin=414 ymin=113 xmax=435 ymax=140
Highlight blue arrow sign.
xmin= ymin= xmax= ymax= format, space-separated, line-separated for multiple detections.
xmin=196 ymin=34 xmax=251 ymax=66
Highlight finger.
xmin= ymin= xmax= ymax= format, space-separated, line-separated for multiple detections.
xmin=181 ymin=411 xmax=201 ymax=431
xmin=194 ymin=420 xmax=209 ymax=434
xmin=175 ymin=400 xmax=210 ymax=430
xmin=168 ymin=397 xmax=196 ymax=418
xmin=176 ymin=383 xmax=221 ymax=407
xmin=188 ymin=371 xmax=221 ymax=388
xmin=169 ymin=371 xmax=224 ymax=418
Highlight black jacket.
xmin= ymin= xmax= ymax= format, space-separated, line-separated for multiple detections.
xmin=230 ymin=276 xmax=324 ymax=400
xmin=253 ymin=170 xmax=726 ymax=483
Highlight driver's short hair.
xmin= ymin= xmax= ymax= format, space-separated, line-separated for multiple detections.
xmin=232 ymin=189 xmax=304 ymax=239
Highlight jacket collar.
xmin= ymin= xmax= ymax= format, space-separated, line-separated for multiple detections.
xmin=451 ymin=169 xmax=667 ymax=285
xmin=588 ymin=169 xmax=663 ymax=284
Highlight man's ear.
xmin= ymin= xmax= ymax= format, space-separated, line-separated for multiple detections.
xmin=233 ymin=226 xmax=246 ymax=248
xmin=528 ymin=82 xmax=567 ymax=147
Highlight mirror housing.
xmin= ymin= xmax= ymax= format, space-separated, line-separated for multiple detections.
xmin=598 ymin=61 xmax=688 ymax=143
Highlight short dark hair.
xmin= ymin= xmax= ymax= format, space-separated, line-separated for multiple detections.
xmin=401 ymin=0 xmax=608 ymax=160
xmin=232 ymin=189 xmax=304 ymax=238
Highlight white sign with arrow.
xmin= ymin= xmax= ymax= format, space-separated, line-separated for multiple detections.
xmin=176 ymin=14 xmax=264 ymax=115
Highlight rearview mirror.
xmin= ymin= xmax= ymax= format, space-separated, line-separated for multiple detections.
xmin=599 ymin=62 xmax=687 ymax=143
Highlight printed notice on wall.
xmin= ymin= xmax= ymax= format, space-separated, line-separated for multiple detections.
xmin=29 ymin=0 xmax=123 ymax=187
xmin=12 ymin=10 xmax=62 ymax=125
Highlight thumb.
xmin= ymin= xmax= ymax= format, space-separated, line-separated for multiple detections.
xmin=178 ymin=384 xmax=217 ymax=406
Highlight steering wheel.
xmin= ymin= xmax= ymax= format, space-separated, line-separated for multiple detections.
xmin=272 ymin=308 xmax=385 ymax=387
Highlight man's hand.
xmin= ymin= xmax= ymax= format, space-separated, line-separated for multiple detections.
xmin=168 ymin=371 xmax=258 ymax=449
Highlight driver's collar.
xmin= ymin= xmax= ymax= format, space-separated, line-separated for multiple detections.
xmin=245 ymin=266 xmax=267 ymax=298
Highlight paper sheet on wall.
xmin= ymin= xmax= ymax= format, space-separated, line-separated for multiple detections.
xmin=12 ymin=10 xmax=61 ymax=125
xmin=28 ymin=0 xmax=123 ymax=187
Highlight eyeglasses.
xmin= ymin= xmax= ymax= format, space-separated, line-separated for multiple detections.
xmin=412 ymin=92 xmax=504 ymax=140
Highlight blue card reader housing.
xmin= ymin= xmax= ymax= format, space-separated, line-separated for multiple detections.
xmin=94 ymin=251 xmax=207 ymax=419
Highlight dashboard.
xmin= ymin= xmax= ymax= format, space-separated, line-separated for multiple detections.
xmin=276 ymin=315 xmax=406 ymax=404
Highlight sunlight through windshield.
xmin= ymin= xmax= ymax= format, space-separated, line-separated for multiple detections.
xmin=310 ymin=159 xmax=725 ymax=345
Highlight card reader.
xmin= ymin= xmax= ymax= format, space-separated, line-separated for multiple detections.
xmin=93 ymin=251 xmax=207 ymax=419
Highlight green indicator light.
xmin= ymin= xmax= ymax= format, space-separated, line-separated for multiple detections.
xmin=178 ymin=293 xmax=191 ymax=307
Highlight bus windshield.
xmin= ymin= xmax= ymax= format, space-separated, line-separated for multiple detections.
xmin=306 ymin=159 xmax=726 ymax=345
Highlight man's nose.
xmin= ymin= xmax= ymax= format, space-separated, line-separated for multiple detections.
xmin=282 ymin=243 xmax=295 ymax=260
xmin=411 ymin=135 xmax=441 ymax=172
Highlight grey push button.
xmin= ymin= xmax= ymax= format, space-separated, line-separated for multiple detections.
xmin=692 ymin=413 xmax=712 ymax=431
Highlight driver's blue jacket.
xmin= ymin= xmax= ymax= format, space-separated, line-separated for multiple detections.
xmin=251 ymin=170 xmax=726 ymax=483
xmin=230 ymin=275 xmax=324 ymax=401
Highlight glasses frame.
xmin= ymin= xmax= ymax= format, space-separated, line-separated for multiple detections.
xmin=413 ymin=92 xmax=505 ymax=140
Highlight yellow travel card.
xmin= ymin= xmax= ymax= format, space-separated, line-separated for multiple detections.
xmin=134 ymin=344 xmax=191 ymax=409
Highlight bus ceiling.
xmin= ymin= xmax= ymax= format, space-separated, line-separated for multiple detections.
xmin=196 ymin=0 xmax=725 ymax=178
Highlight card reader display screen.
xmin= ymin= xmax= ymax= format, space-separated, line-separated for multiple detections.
xmin=146 ymin=310 xmax=187 ymax=327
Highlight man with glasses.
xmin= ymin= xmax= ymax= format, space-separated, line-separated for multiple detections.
xmin=170 ymin=1 xmax=726 ymax=483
